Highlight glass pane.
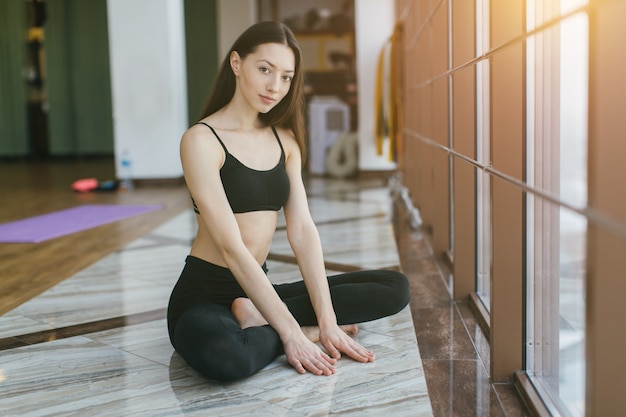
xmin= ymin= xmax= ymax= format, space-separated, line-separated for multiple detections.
xmin=561 ymin=0 xmax=589 ymax=15
xmin=526 ymin=11 xmax=588 ymax=417
xmin=527 ymin=205 xmax=587 ymax=417
xmin=475 ymin=53 xmax=491 ymax=311
xmin=474 ymin=0 xmax=491 ymax=309
xmin=559 ymin=14 xmax=588 ymax=208
xmin=558 ymin=209 xmax=586 ymax=415
xmin=527 ymin=0 xmax=588 ymax=31
xmin=475 ymin=169 xmax=491 ymax=310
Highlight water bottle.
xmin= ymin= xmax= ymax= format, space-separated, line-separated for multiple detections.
xmin=120 ymin=150 xmax=134 ymax=190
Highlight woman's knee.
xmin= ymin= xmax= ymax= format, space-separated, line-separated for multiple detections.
xmin=193 ymin=336 xmax=259 ymax=381
xmin=174 ymin=321 xmax=257 ymax=381
xmin=382 ymin=270 xmax=411 ymax=313
xmin=171 ymin=306 xmax=249 ymax=380
xmin=172 ymin=307 xmax=280 ymax=381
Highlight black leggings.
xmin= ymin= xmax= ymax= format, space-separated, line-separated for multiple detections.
xmin=167 ymin=256 xmax=410 ymax=381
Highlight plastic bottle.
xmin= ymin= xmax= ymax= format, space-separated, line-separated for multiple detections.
xmin=119 ymin=149 xmax=134 ymax=190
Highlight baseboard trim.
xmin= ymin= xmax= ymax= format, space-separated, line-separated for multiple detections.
xmin=513 ymin=372 xmax=557 ymax=417
xmin=468 ymin=292 xmax=491 ymax=343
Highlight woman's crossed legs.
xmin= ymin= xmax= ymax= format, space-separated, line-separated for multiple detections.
xmin=171 ymin=269 xmax=409 ymax=381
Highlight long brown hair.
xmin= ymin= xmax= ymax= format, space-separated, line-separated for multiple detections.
xmin=200 ymin=21 xmax=307 ymax=163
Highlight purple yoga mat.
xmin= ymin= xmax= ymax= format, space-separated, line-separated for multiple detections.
xmin=0 ymin=204 xmax=163 ymax=243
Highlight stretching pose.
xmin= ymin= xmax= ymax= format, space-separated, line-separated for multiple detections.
xmin=167 ymin=21 xmax=410 ymax=381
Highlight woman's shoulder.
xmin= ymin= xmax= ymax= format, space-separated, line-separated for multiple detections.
xmin=273 ymin=126 xmax=297 ymax=148
xmin=183 ymin=115 xmax=221 ymax=140
xmin=182 ymin=123 xmax=211 ymax=145
xmin=273 ymin=126 xmax=302 ymax=166
xmin=180 ymin=118 xmax=226 ymax=163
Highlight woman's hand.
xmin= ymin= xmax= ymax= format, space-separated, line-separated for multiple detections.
xmin=283 ymin=333 xmax=338 ymax=375
xmin=319 ymin=324 xmax=375 ymax=363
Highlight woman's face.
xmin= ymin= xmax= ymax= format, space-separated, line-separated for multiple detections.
xmin=231 ymin=43 xmax=296 ymax=114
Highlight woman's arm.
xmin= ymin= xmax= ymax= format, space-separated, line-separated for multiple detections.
xmin=281 ymin=130 xmax=375 ymax=363
xmin=181 ymin=126 xmax=337 ymax=375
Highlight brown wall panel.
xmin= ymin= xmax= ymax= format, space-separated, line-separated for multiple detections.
xmin=431 ymin=1 xmax=449 ymax=76
xmin=490 ymin=0 xmax=523 ymax=47
xmin=432 ymin=148 xmax=450 ymax=255
xmin=490 ymin=177 xmax=523 ymax=381
xmin=452 ymin=0 xmax=476 ymax=67
xmin=490 ymin=44 xmax=524 ymax=181
xmin=416 ymin=26 xmax=432 ymax=85
xmin=453 ymin=159 xmax=476 ymax=299
xmin=490 ymin=40 xmax=524 ymax=381
xmin=452 ymin=65 xmax=476 ymax=298
xmin=419 ymin=85 xmax=433 ymax=145
xmin=418 ymin=139 xmax=434 ymax=230
xmin=432 ymin=77 xmax=449 ymax=146
xmin=586 ymin=0 xmax=626 ymax=414
xmin=452 ymin=66 xmax=476 ymax=158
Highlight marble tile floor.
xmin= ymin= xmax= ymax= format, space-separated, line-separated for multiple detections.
xmin=393 ymin=207 xmax=532 ymax=417
xmin=0 ymin=183 xmax=433 ymax=416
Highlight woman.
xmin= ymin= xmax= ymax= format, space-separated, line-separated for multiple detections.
xmin=167 ymin=21 xmax=409 ymax=382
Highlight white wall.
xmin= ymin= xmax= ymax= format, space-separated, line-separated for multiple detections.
xmin=355 ymin=0 xmax=396 ymax=171
xmin=107 ymin=0 xmax=188 ymax=179
xmin=104 ymin=0 xmax=394 ymax=179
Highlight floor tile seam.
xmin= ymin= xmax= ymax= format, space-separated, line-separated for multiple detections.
xmin=492 ymin=380 xmax=531 ymax=414
xmin=321 ymin=197 xmax=394 ymax=209
xmin=363 ymin=327 xmax=419 ymax=344
xmin=394 ymin=216 xmax=525 ymax=416
xmin=421 ymin=358 xmax=483 ymax=364
xmin=1 ymin=214 xmax=399 ymax=350
xmin=429 ymin=254 xmax=453 ymax=294
xmin=244 ymin=394 xmax=295 ymax=415
xmin=308 ymin=194 xmax=374 ymax=203
xmin=119 ymin=235 xmax=193 ymax=250
xmin=398 ymin=225 xmax=485 ymax=354
xmin=453 ymin=301 xmax=492 ymax=378
xmin=490 ymin=383 xmax=517 ymax=417
xmin=414 ymin=343 xmax=484 ymax=362
xmin=266 ymin=252 xmax=401 ymax=273
xmin=395 ymin=225 xmax=481 ymax=360
xmin=0 ymin=308 xmax=167 ymax=352
xmin=99 ymin=344 xmax=172 ymax=370
xmin=413 ymin=304 xmax=452 ymax=312
xmin=305 ymin=184 xmax=388 ymax=199
xmin=275 ymin=212 xmax=386 ymax=231
xmin=0 ymin=208 xmax=189 ymax=316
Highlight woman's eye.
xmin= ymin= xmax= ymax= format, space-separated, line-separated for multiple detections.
xmin=260 ymin=66 xmax=270 ymax=74
xmin=282 ymin=75 xmax=292 ymax=82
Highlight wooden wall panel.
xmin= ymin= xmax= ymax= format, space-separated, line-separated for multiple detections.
xmin=452 ymin=65 xmax=476 ymax=299
xmin=586 ymin=0 xmax=626 ymax=414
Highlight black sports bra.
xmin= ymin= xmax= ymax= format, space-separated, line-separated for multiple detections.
xmin=191 ymin=123 xmax=290 ymax=214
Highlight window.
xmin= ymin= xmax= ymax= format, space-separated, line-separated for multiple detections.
xmin=525 ymin=4 xmax=588 ymax=415
xmin=475 ymin=0 xmax=491 ymax=311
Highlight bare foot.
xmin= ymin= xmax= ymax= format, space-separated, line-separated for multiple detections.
xmin=341 ymin=324 xmax=359 ymax=337
xmin=301 ymin=324 xmax=359 ymax=343
xmin=301 ymin=326 xmax=321 ymax=343
xmin=231 ymin=298 xmax=359 ymax=340
xmin=231 ymin=297 xmax=268 ymax=329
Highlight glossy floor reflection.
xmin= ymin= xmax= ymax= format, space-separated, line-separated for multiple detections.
xmin=0 ymin=179 xmax=432 ymax=416
xmin=394 ymin=212 xmax=531 ymax=417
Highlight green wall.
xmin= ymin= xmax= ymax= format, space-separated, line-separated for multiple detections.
xmin=0 ymin=0 xmax=29 ymax=156
xmin=45 ymin=0 xmax=113 ymax=155
xmin=184 ymin=0 xmax=219 ymax=125
xmin=0 ymin=0 xmax=217 ymax=157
